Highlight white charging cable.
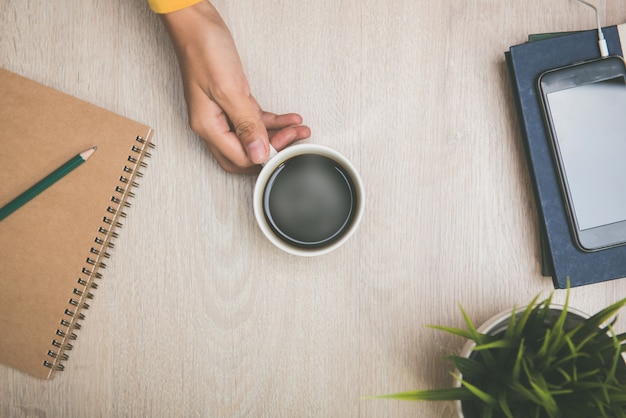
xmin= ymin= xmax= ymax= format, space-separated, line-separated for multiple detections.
xmin=574 ymin=0 xmax=609 ymax=57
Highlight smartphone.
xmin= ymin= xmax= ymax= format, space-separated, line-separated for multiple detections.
xmin=538 ymin=56 xmax=626 ymax=252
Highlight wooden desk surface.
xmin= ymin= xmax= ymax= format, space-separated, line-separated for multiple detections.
xmin=2 ymin=0 xmax=626 ymax=416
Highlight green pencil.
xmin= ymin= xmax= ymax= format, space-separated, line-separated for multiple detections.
xmin=0 ymin=147 xmax=97 ymax=221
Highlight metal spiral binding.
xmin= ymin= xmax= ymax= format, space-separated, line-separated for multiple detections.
xmin=44 ymin=135 xmax=154 ymax=374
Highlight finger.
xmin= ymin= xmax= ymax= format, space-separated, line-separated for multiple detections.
xmin=205 ymin=141 xmax=261 ymax=174
xmin=260 ymin=112 xmax=304 ymax=130
xmin=268 ymin=125 xmax=312 ymax=151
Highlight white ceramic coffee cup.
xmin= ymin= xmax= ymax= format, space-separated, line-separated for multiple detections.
xmin=253 ymin=144 xmax=364 ymax=256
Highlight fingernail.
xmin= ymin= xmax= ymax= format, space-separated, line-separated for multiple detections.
xmin=248 ymin=140 xmax=267 ymax=163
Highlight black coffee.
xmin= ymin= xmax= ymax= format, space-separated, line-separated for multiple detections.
xmin=263 ymin=154 xmax=357 ymax=249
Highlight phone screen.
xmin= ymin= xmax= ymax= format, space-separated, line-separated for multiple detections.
xmin=546 ymin=76 xmax=626 ymax=231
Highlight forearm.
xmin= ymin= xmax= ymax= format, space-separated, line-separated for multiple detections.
xmin=159 ymin=1 xmax=250 ymax=114
xmin=159 ymin=0 xmax=238 ymax=66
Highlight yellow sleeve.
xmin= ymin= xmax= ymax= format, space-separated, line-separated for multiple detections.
xmin=147 ymin=0 xmax=204 ymax=14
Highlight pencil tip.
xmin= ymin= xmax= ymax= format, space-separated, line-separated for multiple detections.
xmin=81 ymin=147 xmax=97 ymax=161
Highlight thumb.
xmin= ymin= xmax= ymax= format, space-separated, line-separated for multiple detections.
xmin=219 ymin=92 xmax=269 ymax=164
xmin=232 ymin=116 xmax=270 ymax=164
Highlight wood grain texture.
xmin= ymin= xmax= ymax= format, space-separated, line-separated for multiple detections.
xmin=1 ymin=0 xmax=626 ymax=416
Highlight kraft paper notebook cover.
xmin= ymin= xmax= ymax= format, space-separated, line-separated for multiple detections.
xmin=0 ymin=68 xmax=154 ymax=379
xmin=505 ymin=24 xmax=626 ymax=289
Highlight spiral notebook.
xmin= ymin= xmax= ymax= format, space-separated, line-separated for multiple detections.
xmin=0 ymin=68 xmax=154 ymax=379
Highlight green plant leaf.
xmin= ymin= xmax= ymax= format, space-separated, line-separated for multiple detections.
xmin=555 ymin=367 xmax=572 ymax=385
xmin=460 ymin=306 xmax=502 ymax=371
xmin=372 ymin=387 xmax=473 ymax=401
xmin=427 ymin=325 xmax=475 ymax=341
xmin=536 ymin=327 xmax=552 ymax=361
xmin=497 ymin=390 xmax=515 ymax=418
xmin=448 ymin=355 xmax=487 ymax=378
xmin=527 ymin=379 xmax=559 ymax=417
xmin=459 ymin=305 xmax=487 ymax=344
xmin=507 ymin=380 xmax=544 ymax=406
xmin=512 ymin=340 xmax=525 ymax=382
xmin=455 ymin=376 xmax=498 ymax=407
xmin=473 ymin=339 xmax=516 ymax=351
xmin=572 ymin=298 xmax=626 ymax=341
xmin=540 ymin=299 xmax=565 ymax=358
xmin=513 ymin=293 xmax=541 ymax=337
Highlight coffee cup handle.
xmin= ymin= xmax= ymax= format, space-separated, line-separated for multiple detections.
xmin=262 ymin=145 xmax=278 ymax=166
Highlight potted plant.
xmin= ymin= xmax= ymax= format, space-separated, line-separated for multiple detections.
xmin=377 ymin=289 xmax=626 ymax=418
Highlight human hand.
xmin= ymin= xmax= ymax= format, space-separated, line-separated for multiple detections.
xmin=160 ymin=1 xmax=311 ymax=173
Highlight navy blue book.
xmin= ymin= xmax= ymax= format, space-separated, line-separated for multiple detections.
xmin=505 ymin=24 xmax=626 ymax=288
